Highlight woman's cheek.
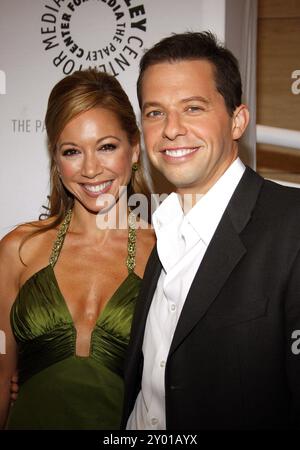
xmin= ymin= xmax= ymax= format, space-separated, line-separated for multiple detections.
xmin=59 ymin=159 xmax=81 ymax=177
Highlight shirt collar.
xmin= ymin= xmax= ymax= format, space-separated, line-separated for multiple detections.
xmin=152 ymin=157 xmax=245 ymax=246
xmin=151 ymin=158 xmax=245 ymax=273
xmin=152 ymin=192 xmax=183 ymax=234
xmin=152 ymin=193 xmax=185 ymax=272
xmin=185 ymin=157 xmax=245 ymax=245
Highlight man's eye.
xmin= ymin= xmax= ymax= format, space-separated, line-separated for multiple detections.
xmin=62 ymin=148 xmax=79 ymax=156
xmin=187 ymin=106 xmax=204 ymax=112
xmin=100 ymin=143 xmax=117 ymax=152
xmin=146 ymin=110 xmax=163 ymax=118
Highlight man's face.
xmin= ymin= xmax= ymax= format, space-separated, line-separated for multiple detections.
xmin=141 ymin=59 xmax=248 ymax=195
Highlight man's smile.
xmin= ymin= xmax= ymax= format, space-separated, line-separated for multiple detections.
xmin=160 ymin=146 xmax=200 ymax=159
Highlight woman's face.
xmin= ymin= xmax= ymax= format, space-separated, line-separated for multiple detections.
xmin=56 ymin=107 xmax=139 ymax=213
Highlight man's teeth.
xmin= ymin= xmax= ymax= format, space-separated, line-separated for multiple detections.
xmin=83 ymin=181 xmax=112 ymax=192
xmin=165 ymin=148 xmax=198 ymax=157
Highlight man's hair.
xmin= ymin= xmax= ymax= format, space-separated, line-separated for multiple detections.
xmin=137 ymin=31 xmax=242 ymax=115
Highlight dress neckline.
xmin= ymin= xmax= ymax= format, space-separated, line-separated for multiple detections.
xmin=48 ymin=209 xmax=139 ymax=349
xmin=14 ymin=210 xmax=141 ymax=357
xmin=49 ymin=264 xmax=141 ymax=329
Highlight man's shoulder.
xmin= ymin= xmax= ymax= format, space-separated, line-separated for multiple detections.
xmin=261 ymin=177 xmax=300 ymax=207
xmin=234 ymin=167 xmax=300 ymax=232
xmin=242 ymin=167 xmax=300 ymax=206
xmin=250 ymin=174 xmax=300 ymax=234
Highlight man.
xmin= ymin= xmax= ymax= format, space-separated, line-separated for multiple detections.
xmin=122 ymin=31 xmax=300 ymax=429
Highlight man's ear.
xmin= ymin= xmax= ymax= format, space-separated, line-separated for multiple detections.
xmin=232 ymin=104 xmax=250 ymax=140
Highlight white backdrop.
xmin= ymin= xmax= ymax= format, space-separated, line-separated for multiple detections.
xmin=0 ymin=0 xmax=255 ymax=238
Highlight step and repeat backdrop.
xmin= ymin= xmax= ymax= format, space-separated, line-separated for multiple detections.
xmin=0 ymin=0 xmax=226 ymax=237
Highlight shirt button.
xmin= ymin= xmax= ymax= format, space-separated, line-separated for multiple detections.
xmin=151 ymin=418 xmax=158 ymax=426
xmin=160 ymin=360 xmax=166 ymax=368
xmin=170 ymin=304 xmax=176 ymax=312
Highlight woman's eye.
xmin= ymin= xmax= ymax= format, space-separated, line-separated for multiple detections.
xmin=100 ymin=143 xmax=117 ymax=151
xmin=62 ymin=148 xmax=79 ymax=156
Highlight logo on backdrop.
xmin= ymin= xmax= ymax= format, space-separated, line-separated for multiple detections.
xmin=41 ymin=0 xmax=147 ymax=77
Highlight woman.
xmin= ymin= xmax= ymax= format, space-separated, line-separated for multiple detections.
xmin=0 ymin=69 xmax=155 ymax=429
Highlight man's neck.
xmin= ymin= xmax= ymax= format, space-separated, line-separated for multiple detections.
xmin=177 ymin=192 xmax=204 ymax=214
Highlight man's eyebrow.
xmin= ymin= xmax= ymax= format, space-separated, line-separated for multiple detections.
xmin=181 ymin=96 xmax=210 ymax=104
xmin=142 ymin=102 xmax=162 ymax=112
xmin=142 ymin=96 xmax=211 ymax=112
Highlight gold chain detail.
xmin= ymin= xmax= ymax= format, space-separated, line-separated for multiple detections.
xmin=49 ymin=209 xmax=136 ymax=271
xmin=126 ymin=212 xmax=136 ymax=273
xmin=49 ymin=209 xmax=73 ymax=267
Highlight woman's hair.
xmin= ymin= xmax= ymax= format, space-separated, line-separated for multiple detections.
xmin=20 ymin=69 xmax=149 ymax=262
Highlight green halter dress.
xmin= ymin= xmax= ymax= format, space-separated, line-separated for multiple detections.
xmin=7 ymin=211 xmax=141 ymax=430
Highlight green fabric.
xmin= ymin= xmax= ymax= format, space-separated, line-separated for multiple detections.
xmin=8 ymin=265 xmax=141 ymax=430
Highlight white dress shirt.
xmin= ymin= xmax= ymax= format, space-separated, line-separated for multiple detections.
xmin=127 ymin=158 xmax=246 ymax=430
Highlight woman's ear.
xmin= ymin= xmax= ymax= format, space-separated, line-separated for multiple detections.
xmin=131 ymin=142 xmax=140 ymax=164
xmin=55 ymin=163 xmax=61 ymax=177
xmin=232 ymin=104 xmax=250 ymax=140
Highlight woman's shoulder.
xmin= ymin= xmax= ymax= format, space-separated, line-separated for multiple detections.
xmin=1 ymin=217 xmax=56 ymax=246
xmin=0 ymin=225 xmax=30 ymax=261
xmin=0 ymin=226 xmax=33 ymax=291
xmin=0 ymin=217 xmax=59 ymax=265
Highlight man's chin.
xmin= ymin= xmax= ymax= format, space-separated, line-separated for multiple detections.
xmin=163 ymin=177 xmax=194 ymax=191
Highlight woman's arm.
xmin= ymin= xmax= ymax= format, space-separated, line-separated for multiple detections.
xmin=0 ymin=230 xmax=23 ymax=429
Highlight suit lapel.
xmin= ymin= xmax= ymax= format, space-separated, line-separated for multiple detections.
xmin=169 ymin=167 xmax=264 ymax=355
xmin=169 ymin=211 xmax=246 ymax=355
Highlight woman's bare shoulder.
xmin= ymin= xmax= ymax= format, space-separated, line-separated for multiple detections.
xmin=0 ymin=226 xmax=33 ymax=292
xmin=0 ymin=225 xmax=30 ymax=259
xmin=1 ymin=217 xmax=55 ymax=242
xmin=0 ymin=217 xmax=58 ymax=263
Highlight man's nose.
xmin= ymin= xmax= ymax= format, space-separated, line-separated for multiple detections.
xmin=162 ymin=111 xmax=187 ymax=140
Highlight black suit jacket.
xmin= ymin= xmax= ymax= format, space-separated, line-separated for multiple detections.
xmin=122 ymin=167 xmax=300 ymax=429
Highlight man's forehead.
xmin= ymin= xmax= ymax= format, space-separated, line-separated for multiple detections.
xmin=140 ymin=60 xmax=218 ymax=103
xmin=141 ymin=60 xmax=216 ymax=87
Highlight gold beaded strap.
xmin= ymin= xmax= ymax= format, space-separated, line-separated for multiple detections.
xmin=126 ymin=212 xmax=137 ymax=273
xmin=49 ymin=209 xmax=73 ymax=267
